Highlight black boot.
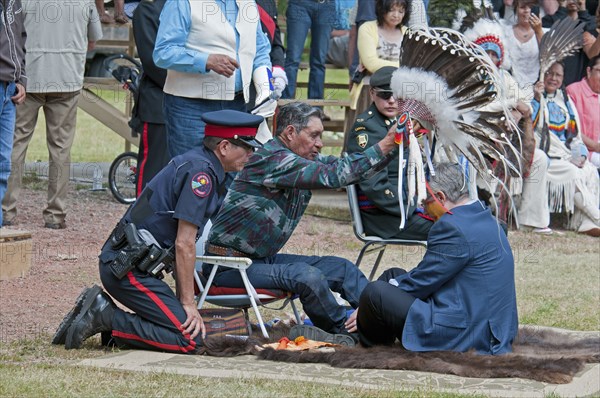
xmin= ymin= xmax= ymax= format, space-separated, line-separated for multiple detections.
xmin=65 ymin=290 xmax=116 ymax=349
xmin=52 ymin=285 xmax=102 ymax=345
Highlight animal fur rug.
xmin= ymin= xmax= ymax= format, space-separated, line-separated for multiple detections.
xmin=199 ymin=325 xmax=600 ymax=384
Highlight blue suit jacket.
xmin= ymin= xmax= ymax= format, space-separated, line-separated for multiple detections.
xmin=396 ymin=201 xmax=518 ymax=354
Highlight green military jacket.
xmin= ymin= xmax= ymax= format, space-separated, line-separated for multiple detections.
xmin=346 ymin=104 xmax=432 ymax=240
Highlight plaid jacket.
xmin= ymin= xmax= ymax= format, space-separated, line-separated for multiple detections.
xmin=208 ymin=137 xmax=396 ymax=258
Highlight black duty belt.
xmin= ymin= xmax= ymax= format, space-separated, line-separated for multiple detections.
xmin=206 ymin=244 xmax=249 ymax=258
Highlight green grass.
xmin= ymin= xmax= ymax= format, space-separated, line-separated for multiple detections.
xmin=0 ymin=336 xmax=484 ymax=398
xmin=25 ymin=89 xmax=130 ymax=164
xmin=0 ymin=363 xmax=484 ymax=398
xmin=24 ymin=71 xmax=352 ymax=164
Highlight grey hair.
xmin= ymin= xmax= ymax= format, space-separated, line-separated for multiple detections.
xmin=274 ymin=102 xmax=324 ymax=136
xmin=428 ymin=163 xmax=470 ymax=203
xmin=203 ymin=136 xmax=224 ymax=150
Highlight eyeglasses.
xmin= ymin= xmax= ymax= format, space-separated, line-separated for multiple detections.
xmin=372 ymin=89 xmax=395 ymax=100
xmin=228 ymin=139 xmax=255 ymax=152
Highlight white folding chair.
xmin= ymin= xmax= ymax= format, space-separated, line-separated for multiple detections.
xmin=347 ymin=183 xmax=427 ymax=280
xmin=194 ymin=255 xmax=301 ymax=338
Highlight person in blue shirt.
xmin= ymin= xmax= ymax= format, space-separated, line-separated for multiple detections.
xmin=153 ymin=0 xmax=273 ymax=158
xmin=53 ymin=110 xmax=264 ymax=353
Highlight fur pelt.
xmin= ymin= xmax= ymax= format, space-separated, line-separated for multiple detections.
xmin=198 ymin=325 xmax=599 ymax=385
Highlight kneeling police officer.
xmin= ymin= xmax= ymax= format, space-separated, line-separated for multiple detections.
xmin=53 ymin=110 xmax=263 ymax=353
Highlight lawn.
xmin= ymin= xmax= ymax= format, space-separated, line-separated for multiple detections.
xmin=23 ymin=70 xmax=352 ymax=164
xmin=24 ymin=89 xmax=129 ymax=164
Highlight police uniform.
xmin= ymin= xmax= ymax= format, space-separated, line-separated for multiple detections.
xmin=58 ymin=110 xmax=262 ymax=353
xmin=346 ymin=68 xmax=432 ymax=240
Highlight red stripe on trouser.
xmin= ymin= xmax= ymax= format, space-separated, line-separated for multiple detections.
xmin=125 ymin=272 xmax=196 ymax=352
xmin=136 ymin=122 xmax=149 ymax=197
xmin=112 ymin=330 xmax=195 ymax=353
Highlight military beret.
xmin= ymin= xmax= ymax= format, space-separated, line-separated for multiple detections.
xmin=370 ymin=66 xmax=397 ymax=90
xmin=202 ymin=110 xmax=264 ymax=148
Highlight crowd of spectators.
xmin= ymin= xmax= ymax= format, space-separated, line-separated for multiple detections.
xmin=2 ymin=0 xmax=599 ymax=233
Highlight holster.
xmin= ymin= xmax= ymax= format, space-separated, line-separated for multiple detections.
xmin=108 ymin=223 xmax=174 ymax=280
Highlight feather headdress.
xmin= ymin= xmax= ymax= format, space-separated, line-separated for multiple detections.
xmin=390 ymin=27 xmax=522 ymax=228
xmin=462 ymin=18 xmax=511 ymax=70
xmin=538 ymin=17 xmax=584 ymax=80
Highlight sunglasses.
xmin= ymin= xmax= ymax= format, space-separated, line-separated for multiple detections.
xmin=373 ymin=89 xmax=395 ymax=100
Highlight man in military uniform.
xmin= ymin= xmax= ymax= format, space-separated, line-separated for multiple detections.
xmin=53 ymin=110 xmax=263 ymax=353
xmin=204 ymin=102 xmax=400 ymax=346
xmin=346 ymin=66 xmax=433 ymax=241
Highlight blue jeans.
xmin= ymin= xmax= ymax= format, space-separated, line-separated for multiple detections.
xmin=283 ymin=0 xmax=335 ymax=99
xmin=163 ymin=94 xmax=246 ymax=158
xmin=0 ymin=82 xmax=16 ymax=227
xmin=206 ymin=253 xmax=368 ymax=333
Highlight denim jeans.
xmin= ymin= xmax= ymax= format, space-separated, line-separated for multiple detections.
xmin=0 ymin=82 xmax=16 ymax=227
xmin=283 ymin=0 xmax=336 ymax=99
xmin=206 ymin=253 xmax=368 ymax=333
xmin=163 ymin=93 xmax=246 ymax=158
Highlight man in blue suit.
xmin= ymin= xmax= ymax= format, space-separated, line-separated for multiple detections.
xmin=351 ymin=162 xmax=518 ymax=354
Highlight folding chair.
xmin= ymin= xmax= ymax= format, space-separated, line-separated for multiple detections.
xmin=194 ymin=255 xmax=301 ymax=338
xmin=347 ymin=184 xmax=427 ymax=280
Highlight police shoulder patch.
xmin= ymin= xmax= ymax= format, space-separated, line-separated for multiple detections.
xmin=357 ymin=133 xmax=368 ymax=148
xmin=191 ymin=172 xmax=212 ymax=197
xmin=354 ymin=126 xmax=366 ymax=132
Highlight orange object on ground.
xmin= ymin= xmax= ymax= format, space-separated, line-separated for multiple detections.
xmin=264 ymin=336 xmax=338 ymax=351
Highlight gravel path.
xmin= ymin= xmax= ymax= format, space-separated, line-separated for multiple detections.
xmin=1 ymin=187 xmax=125 ymax=343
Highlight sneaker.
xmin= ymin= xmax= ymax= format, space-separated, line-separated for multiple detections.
xmin=532 ymin=227 xmax=553 ymax=235
xmin=2 ymin=217 xmax=15 ymax=227
xmin=289 ymin=324 xmax=355 ymax=347
xmin=52 ymin=285 xmax=102 ymax=345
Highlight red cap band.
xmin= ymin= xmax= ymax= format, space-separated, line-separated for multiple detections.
xmin=204 ymin=124 xmax=258 ymax=139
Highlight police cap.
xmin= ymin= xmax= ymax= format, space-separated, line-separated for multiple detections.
xmin=202 ymin=110 xmax=264 ymax=149
xmin=370 ymin=66 xmax=397 ymax=91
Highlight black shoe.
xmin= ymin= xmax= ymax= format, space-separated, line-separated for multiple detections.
xmin=45 ymin=221 xmax=66 ymax=230
xmin=65 ymin=289 xmax=115 ymax=349
xmin=289 ymin=324 xmax=355 ymax=347
xmin=52 ymin=285 xmax=102 ymax=345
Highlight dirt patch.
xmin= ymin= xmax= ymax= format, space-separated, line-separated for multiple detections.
xmin=1 ymin=187 xmax=124 ymax=343
xmin=0 ymin=185 xmax=356 ymax=344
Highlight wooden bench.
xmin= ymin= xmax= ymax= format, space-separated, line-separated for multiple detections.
xmin=284 ymin=60 xmax=354 ymax=149
xmin=81 ymin=77 xmax=138 ymax=147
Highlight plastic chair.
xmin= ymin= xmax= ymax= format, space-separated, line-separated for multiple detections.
xmin=194 ymin=255 xmax=301 ymax=338
xmin=346 ymin=184 xmax=427 ymax=280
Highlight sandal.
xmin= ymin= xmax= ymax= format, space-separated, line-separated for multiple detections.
xmin=99 ymin=12 xmax=114 ymax=24
xmin=114 ymin=13 xmax=129 ymax=24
